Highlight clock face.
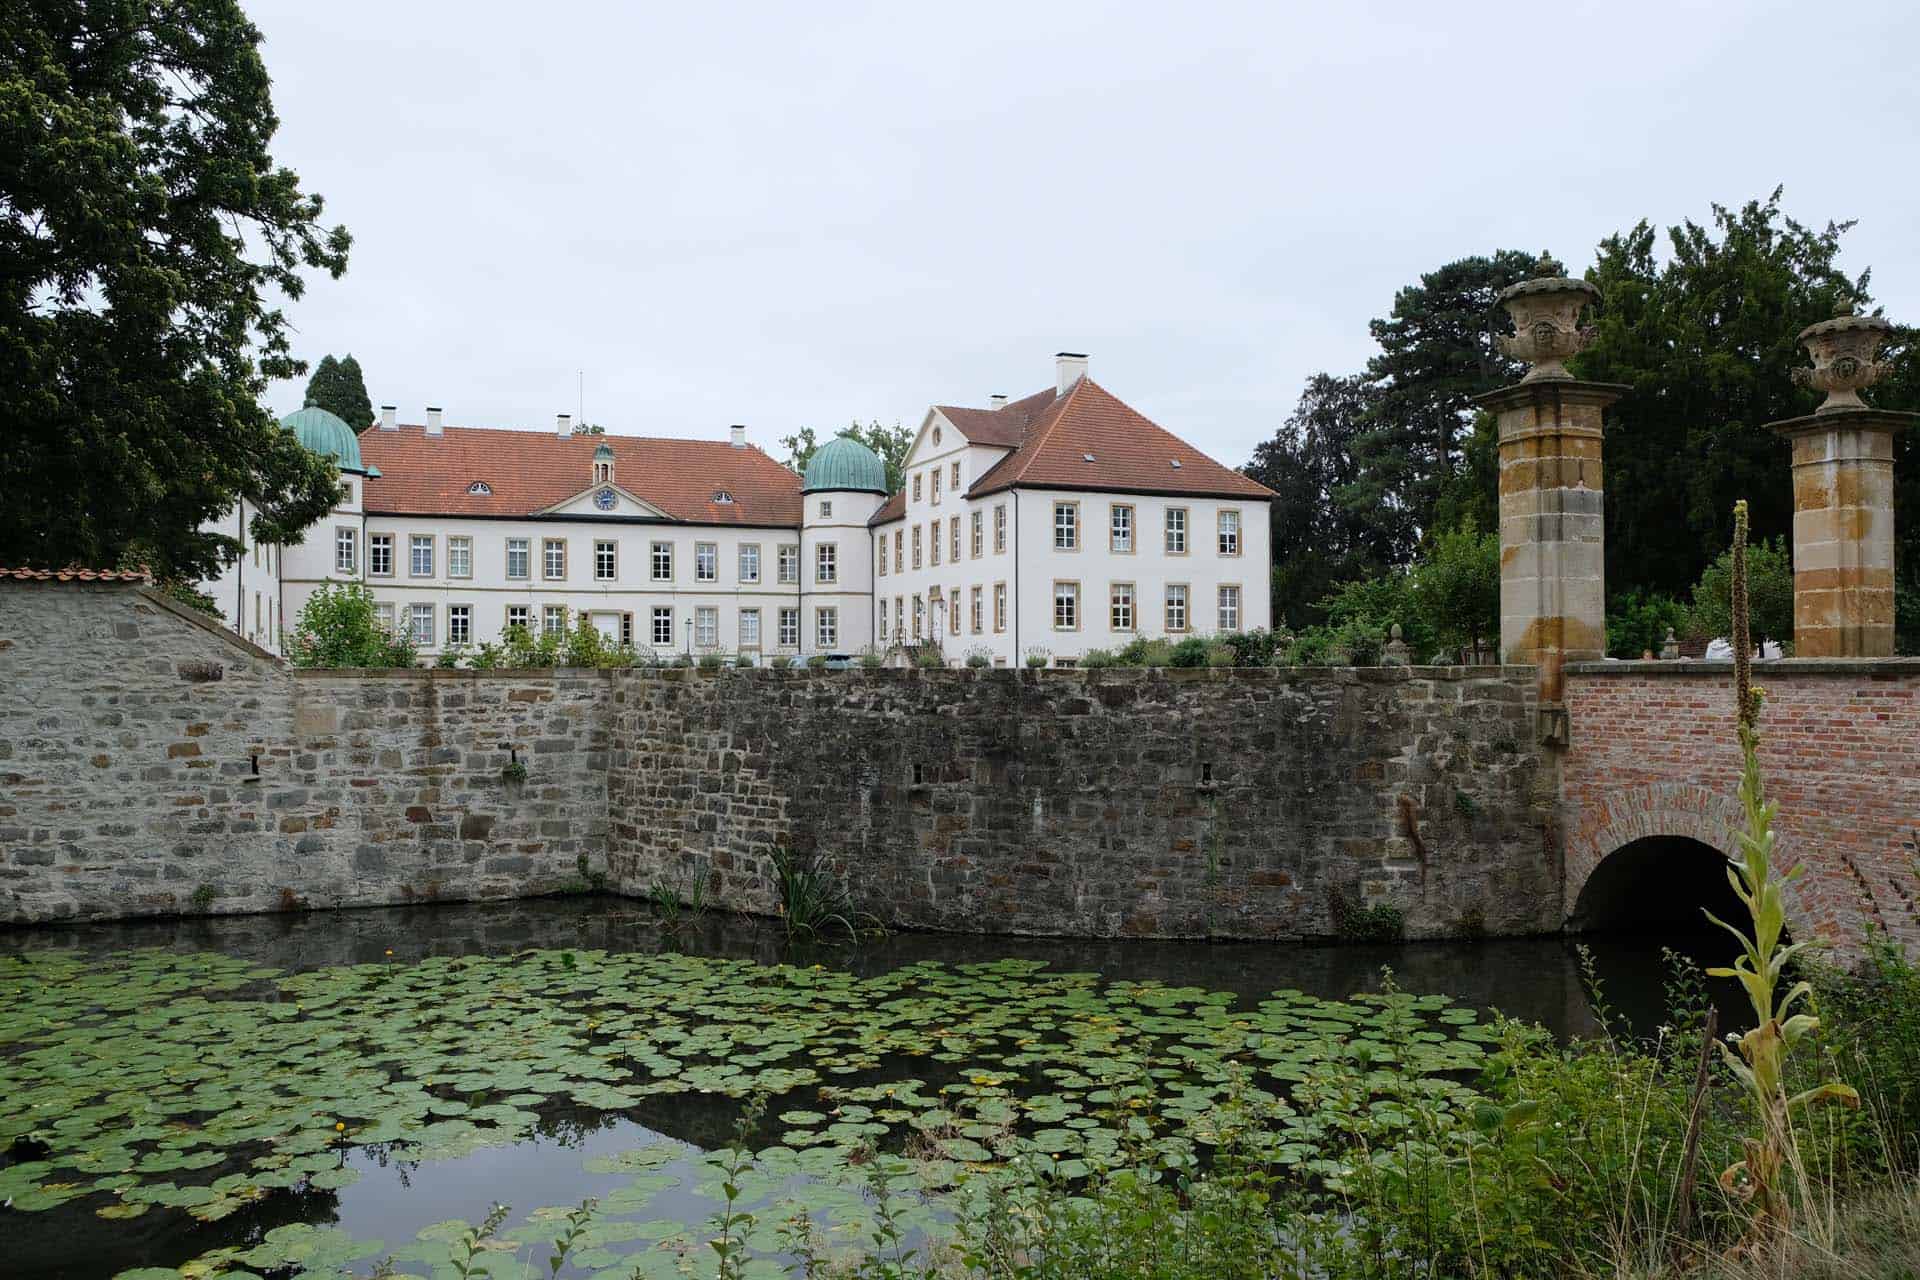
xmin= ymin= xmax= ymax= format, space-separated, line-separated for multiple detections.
xmin=594 ymin=488 xmax=616 ymax=511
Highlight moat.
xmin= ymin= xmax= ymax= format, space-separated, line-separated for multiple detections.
xmin=0 ymin=896 xmax=1740 ymax=1280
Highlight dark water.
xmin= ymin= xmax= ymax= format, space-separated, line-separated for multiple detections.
xmin=1 ymin=898 xmax=1742 ymax=1278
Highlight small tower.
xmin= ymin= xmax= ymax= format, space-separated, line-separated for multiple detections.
xmin=800 ymin=436 xmax=889 ymax=656
xmin=592 ymin=439 xmax=614 ymax=487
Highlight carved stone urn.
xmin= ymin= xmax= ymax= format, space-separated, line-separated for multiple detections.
xmin=1792 ymin=314 xmax=1894 ymax=413
xmin=1496 ymin=274 xmax=1600 ymax=382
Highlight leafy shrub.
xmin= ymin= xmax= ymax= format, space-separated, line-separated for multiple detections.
xmin=770 ymin=848 xmax=864 ymax=943
xmin=964 ymin=648 xmax=992 ymax=669
xmin=156 ymin=578 xmax=222 ymax=617
xmin=1321 ymin=568 xmax=1435 ymax=660
xmin=1217 ymin=628 xmax=1283 ymax=667
xmin=1608 ymin=587 xmax=1691 ymax=658
xmin=1168 ymin=637 xmax=1212 ymax=667
xmin=697 ymin=651 xmax=725 ymax=671
xmin=1337 ymin=617 xmax=1387 ymax=666
xmin=287 ymin=582 xmax=416 ymax=668
xmin=858 ymin=649 xmax=884 ymax=669
xmin=1409 ymin=518 xmax=1499 ymax=654
xmin=1024 ymin=647 xmax=1050 ymax=669
xmin=1280 ymin=626 xmax=1338 ymax=666
xmin=1205 ymin=644 xmax=1234 ymax=668
xmin=804 ymin=654 xmax=827 ymax=671
xmin=733 ymin=653 xmax=754 ymax=669
xmin=769 ymin=655 xmax=793 ymax=670
xmin=1690 ymin=534 xmax=1793 ymax=647
xmin=913 ymin=647 xmax=945 ymax=669
xmin=1079 ymin=648 xmax=1116 ymax=669
xmin=1113 ymin=636 xmax=1174 ymax=667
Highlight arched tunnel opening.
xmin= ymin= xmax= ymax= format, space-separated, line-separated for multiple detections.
xmin=1570 ymin=835 xmax=1750 ymax=936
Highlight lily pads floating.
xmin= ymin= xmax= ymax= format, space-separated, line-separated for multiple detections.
xmin=2 ymin=946 xmax=1500 ymax=1276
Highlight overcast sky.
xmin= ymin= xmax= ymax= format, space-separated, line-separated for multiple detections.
xmin=253 ymin=0 xmax=1920 ymax=467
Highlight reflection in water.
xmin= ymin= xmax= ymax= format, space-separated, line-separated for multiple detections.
xmin=1 ymin=896 xmax=1743 ymax=1279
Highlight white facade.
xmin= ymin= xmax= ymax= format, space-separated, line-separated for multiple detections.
xmin=198 ymin=497 xmax=288 ymax=656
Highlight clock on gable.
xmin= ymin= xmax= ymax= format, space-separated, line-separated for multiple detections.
xmin=594 ymin=488 xmax=617 ymax=511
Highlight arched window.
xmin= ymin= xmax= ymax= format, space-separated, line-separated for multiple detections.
xmin=467 ymin=481 xmax=492 ymax=495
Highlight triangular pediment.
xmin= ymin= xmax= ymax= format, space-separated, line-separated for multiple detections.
xmin=537 ymin=483 xmax=671 ymax=519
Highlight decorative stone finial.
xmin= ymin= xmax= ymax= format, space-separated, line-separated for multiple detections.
xmin=1382 ymin=623 xmax=1410 ymax=666
xmin=1496 ymin=272 xmax=1601 ymax=382
xmin=1791 ymin=314 xmax=1895 ymax=414
xmin=1660 ymin=627 xmax=1679 ymax=660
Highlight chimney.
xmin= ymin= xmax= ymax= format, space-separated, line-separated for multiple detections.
xmin=556 ymin=413 xmax=572 ymax=438
xmin=989 ymin=394 xmax=1008 ymax=411
xmin=424 ymin=406 xmax=443 ymax=436
xmin=378 ymin=404 xmax=397 ymax=430
xmin=1055 ymin=352 xmax=1088 ymax=397
xmin=729 ymin=424 xmax=747 ymax=449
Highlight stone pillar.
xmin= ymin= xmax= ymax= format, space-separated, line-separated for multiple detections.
xmin=1472 ymin=270 xmax=1626 ymax=708
xmin=1767 ymin=315 xmax=1913 ymax=658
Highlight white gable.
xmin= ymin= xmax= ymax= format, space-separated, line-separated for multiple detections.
xmin=538 ymin=483 xmax=670 ymax=519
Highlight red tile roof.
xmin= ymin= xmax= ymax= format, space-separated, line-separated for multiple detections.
xmin=0 ymin=566 xmax=152 ymax=583
xmin=873 ymin=379 xmax=1273 ymax=525
xmin=359 ymin=425 xmax=804 ymax=526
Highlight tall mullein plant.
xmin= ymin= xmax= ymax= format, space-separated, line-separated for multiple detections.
xmin=1706 ymin=499 xmax=1857 ymax=1245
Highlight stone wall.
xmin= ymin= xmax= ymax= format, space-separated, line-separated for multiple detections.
xmin=607 ymin=665 xmax=1558 ymax=941
xmin=0 ymin=583 xmax=608 ymax=923
xmin=1563 ymin=660 xmax=1920 ymax=953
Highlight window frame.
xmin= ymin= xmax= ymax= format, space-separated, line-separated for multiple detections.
xmin=950 ymin=460 xmax=961 ymax=489
xmin=1164 ymin=507 xmax=1189 ymax=555
xmin=506 ymin=537 xmax=530 ymax=580
xmin=970 ymin=585 xmax=984 ymax=633
xmin=1052 ymin=580 xmax=1080 ymax=631
xmin=447 ymin=603 xmax=472 ymax=646
xmin=594 ymin=539 xmax=617 ymax=582
xmin=542 ymin=537 xmax=567 ymax=581
xmin=447 ymin=535 xmax=472 ymax=580
xmin=408 ymin=533 xmax=435 ymax=579
xmin=931 ymin=470 xmax=941 ymax=505
xmin=695 ymin=606 xmax=718 ymax=649
xmin=815 ymin=606 xmax=838 ymax=649
xmin=507 ymin=604 xmax=531 ymax=632
xmin=1110 ymin=504 xmax=1134 ymax=554
xmin=542 ymin=604 xmax=567 ymax=636
xmin=950 ymin=515 xmax=961 ymax=563
xmin=373 ymin=601 xmax=395 ymax=633
xmin=815 ymin=541 xmax=838 ymax=584
xmin=738 ymin=543 xmax=761 ymax=584
xmin=912 ymin=525 xmax=922 ymax=570
xmin=694 ymin=541 xmax=718 ymax=583
xmin=994 ymin=504 xmax=1007 ymax=553
xmin=409 ymin=601 xmax=435 ymax=646
xmin=651 ymin=541 xmax=674 ymax=582
xmin=1052 ymin=501 xmax=1080 ymax=551
xmin=912 ymin=473 xmax=922 ymax=502
xmin=739 ymin=607 xmax=761 ymax=650
xmin=1217 ymin=508 xmax=1242 ymax=557
xmin=778 ymin=544 xmax=800 ymax=585
xmin=950 ymin=585 xmax=961 ymax=635
xmin=892 ymin=530 xmax=903 ymax=574
xmin=368 ymin=532 xmax=395 ymax=577
xmin=778 ymin=607 xmax=800 ymax=648
xmin=970 ymin=510 xmax=983 ymax=559
xmin=993 ymin=581 xmax=1008 ymax=632
xmin=1165 ymin=583 xmax=1190 ymax=633
xmin=651 ymin=606 xmax=674 ymax=647
xmin=1110 ymin=581 xmax=1135 ymax=631
xmin=334 ymin=526 xmax=357 ymax=574
xmin=1217 ymin=582 xmax=1242 ymax=631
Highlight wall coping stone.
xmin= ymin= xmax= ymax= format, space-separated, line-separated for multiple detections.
xmin=293 ymin=664 xmax=1537 ymax=685
xmin=1566 ymin=657 xmax=1920 ymax=678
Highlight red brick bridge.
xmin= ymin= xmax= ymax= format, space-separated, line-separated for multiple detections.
xmin=1559 ymin=660 xmax=1920 ymax=954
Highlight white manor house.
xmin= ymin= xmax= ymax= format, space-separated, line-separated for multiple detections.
xmin=207 ymin=354 xmax=1274 ymax=664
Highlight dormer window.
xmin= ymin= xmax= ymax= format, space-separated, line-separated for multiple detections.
xmin=467 ymin=481 xmax=491 ymax=495
xmin=713 ymin=490 xmax=735 ymax=504
xmin=592 ymin=441 xmax=615 ymax=486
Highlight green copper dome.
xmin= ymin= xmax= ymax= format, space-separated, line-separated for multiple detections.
xmin=802 ymin=435 xmax=887 ymax=494
xmin=283 ymin=406 xmax=376 ymax=476
xmin=593 ymin=440 xmax=615 ymax=460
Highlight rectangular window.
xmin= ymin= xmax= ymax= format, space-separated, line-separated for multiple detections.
xmin=894 ymin=597 xmax=904 ymax=637
xmin=651 ymin=607 xmax=674 ymax=646
xmin=695 ymin=606 xmax=717 ymax=649
xmin=1111 ymin=582 xmax=1135 ymax=631
xmin=1165 ymin=508 xmax=1188 ymax=554
xmin=1053 ymin=502 xmax=1078 ymax=550
xmin=695 ymin=542 xmax=717 ymax=583
xmin=1165 ymin=584 xmax=1189 ymax=632
xmin=929 ymin=521 xmax=940 ymax=567
xmin=335 ymin=527 xmax=356 ymax=573
xmin=877 ymin=540 xmax=887 ymax=577
xmin=409 ymin=534 xmax=434 ymax=577
xmin=448 ymin=536 xmax=472 ymax=579
xmin=994 ymin=504 xmax=1007 ymax=553
xmin=994 ymin=582 xmax=1007 ymax=632
xmin=931 ymin=470 xmax=941 ymax=505
xmin=507 ymin=604 xmax=530 ymax=632
xmin=506 ymin=537 xmax=529 ymax=580
xmin=594 ymin=540 xmax=617 ymax=581
xmin=818 ymin=499 xmax=832 ymax=519
xmin=912 ymin=525 xmax=923 ymax=569
xmin=970 ymin=510 xmax=983 ymax=558
xmin=950 ymin=587 xmax=961 ymax=635
xmin=879 ymin=605 xmax=889 ymax=639
xmin=816 ymin=607 xmax=838 ymax=649
xmin=1053 ymin=581 xmax=1079 ymax=630
xmin=651 ymin=541 xmax=673 ymax=581
xmin=409 ymin=602 xmax=435 ymax=646
xmin=543 ymin=604 xmax=566 ymax=635
xmin=1218 ymin=510 xmax=1241 ymax=556
xmin=373 ymin=601 xmax=395 ymax=633
xmin=739 ymin=608 xmax=761 ymax=649
xmin=778 ymin=544 xmax=799 ymax=585
xmin=893 ymin=530 xmax=903 ymax=574
xmin=1218 ymin=584 xmax=1241 ymax=631
xmin=543 ymin=538 xmax=566 ymax=580
xmin=912 ymin=473 xmax=922 ymax=502
xmin=912 ymin=595 xmax=923 ymax=638
xmin=621 ymin=613 xmax=633 ymax=646
xmin=778 ymin=607 xmax=800 ymax=648
xmin=1110 ymin=504 xmax=1134 ymax=553
xmin=739 ymin=544 xmax=760 ymax=583
xmin=950 ymin=516 xmax=961 ymax=562
xmin=950 ymin=460 xmax=961 ymax=489
xmin=970 ymin=585 xmax=983 ymax=633
xmin=448 ymin=604 xmax=472 ymax=645
xmin=816 ymin=542 xmax=837 ymax=583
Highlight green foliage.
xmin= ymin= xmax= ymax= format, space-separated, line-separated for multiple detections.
xmin=769 ymin=655 xmax=794 ymax=670
xmin=964 ymin=649 xmax=992 ymax=669
xmin=1204 ymin=645 xmax=1234 ymax=668
xmin=156 ymin=579 xmax=222 ymax=618
xmin=698 ymin=652 xmax=725 ymax=671
xmin=1573 ymin=189 xmax=1890 ymax=598
xmin=858 ymin=649 xmax=885 ymax=669
xmin=1320 ymin=569 xmax=1435 ymax=660
xmin=1334 ymin=617 xmax=1387 ymax=666
xmin=287 ymin=583 xmax=416 ymax=668
xmin=805 ymin=654 xmax=827 ymax=670
xmin=0 ymin=1 xmax=351 ymax=580
xmin=302 ymin=354 xmax=373 ymax=432
xmin=1166 ymin=637 xmax=1211 ymax=668
xmin=912 ymin=647 xmax=945 ymax=670
xmin=499 ymin=759 xmax=527 ymax=786
xmin=770 ymin=849 xmax=862 ymax=944
xmin=1281 ymin=626 xmax=1338 ymax=667
xmin=1329 ymin=892 xmax=1403 ymax=942
xmin=1409 ymin=518 xmax=1499 ymax=653
xmin=1689 ymin=535 xmax=1795 ymax=647
xmin=1023 ymin=648 xmax=1050 ymax=669
xmin=1215 ymin=628 xmax=1283 ymax=667
xmin=1608 ymin=587 xmax=1692 ymax=658
xmin=188 ymin=884 xmax=218 ymax=913
xmin=1113 ymin=636 xmax=1174 ymax=667
xmin=1078 ymin=648 xmax=1115 ymax=669
xmin=780 ymin=421 xmax=914 ymax=493
xmin=1816 ymin=932 xmax=1920 ymax=1171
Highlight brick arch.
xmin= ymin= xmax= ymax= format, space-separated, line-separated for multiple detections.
xmin=1564 ymin=781 xmax=1818 ymax=939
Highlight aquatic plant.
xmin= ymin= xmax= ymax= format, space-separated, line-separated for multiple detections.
xmin=770 ymin=848 xmax=863 ymax=943
xmin=1706 ymin=500 xmax=1857 ymax=1251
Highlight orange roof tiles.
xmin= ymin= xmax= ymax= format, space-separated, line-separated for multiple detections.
xmin=0 ymin=566 xmax=152 ymax=583
xmin=358 ymin=425 xmax=804 ymax=526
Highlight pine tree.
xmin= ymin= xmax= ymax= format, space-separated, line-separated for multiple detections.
xmin=303 ymin=353 xmax=373 ymax=431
